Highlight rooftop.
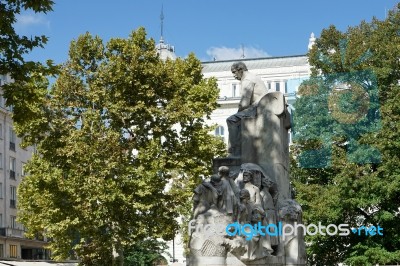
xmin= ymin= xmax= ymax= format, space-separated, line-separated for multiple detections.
xmin=201 ymin=54 xmax=308 ymax=73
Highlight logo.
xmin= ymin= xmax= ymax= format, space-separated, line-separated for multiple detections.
xmin=293 ymin=39 xmax=381 ymax=168
xmin=188 ymin=220 xmax=383 ymax=241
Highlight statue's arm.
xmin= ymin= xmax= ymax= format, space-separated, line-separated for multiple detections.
xmin=255 ymin=187 xmax=262 ymax=205
xmin=238 ymin=80 xmax=254 ymax=111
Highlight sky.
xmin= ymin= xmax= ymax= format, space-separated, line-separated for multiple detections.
xmin=14 ymin=0 xmax=399 ymax=64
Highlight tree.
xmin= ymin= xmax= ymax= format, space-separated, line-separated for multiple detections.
xmin=291 ymin=4 xmax=400 ymax=265
xmin=17 ymin=28 xmax=225 ymax=265
xmin=123 ymin=239 xmax=168 ymax=266
xmin=0 ymin=0 xmax=55 ymax=121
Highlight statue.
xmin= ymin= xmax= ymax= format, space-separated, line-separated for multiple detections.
xmin=190 ymin=62 xmax=306 ymax=265
xmin=277 ymin=199 xmax=307 ymax=265
xmin=192 ymin=179 xmax=218 ymax=219
xmin=218 ymin=166 xmax=240 ymax=221
xmin=226 ymin=62 xmax=269 ymax=157
xmin=242 ymin=170 xmax=262 ymax=205
xmin=260 ymin=176 xmax=279 ymax=252
xmin=237 ymin=189 xmax=271 ymax=261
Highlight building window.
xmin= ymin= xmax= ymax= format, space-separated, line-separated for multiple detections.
xmin=21 ymin=162 xmax=27 ymax=176
xmin=268 ymin=82 xmax=271 ymax=91
xmin=0 ymin=244 xmax=3 ymax=258
xmin=9 ymin=244 xmax=17 ymax=258
xmin=0 ymin=153 xmax=2 ymax=168
xmin=11 ymin=215 xmax=17 ymax=228
xmin=0 ymin=183 xmax=2 ymax=198
xmin=232 ymin=84 xmax=238 ymax=97
xmin=0 ymin=94 xmax=4 ymax=108
xmin=9 ymin=127 xmax=16 ymax=151
xmin=285 ymin=81 xmax=288 ymax=94
xmin=10 ymin=157 xmax=16 ymax=179
xmin=276 ymin=82 xmax=280 ymax=92
xmin=10 ymin=186 xmax=16 ymax=208
xmin=0 ymin=213 xmax=2 ymax=227
xmin=0 ymin=123 xmax=2 ymax=138
xmin=215 ymin=126 xmax=225 ymax=137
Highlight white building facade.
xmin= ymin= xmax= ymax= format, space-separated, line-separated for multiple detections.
xmin=0 ymin=74 xmax=49 ymax=260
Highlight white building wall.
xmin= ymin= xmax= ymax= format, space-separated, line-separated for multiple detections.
xmin=0 ymin=74 xmax=45 ymax=260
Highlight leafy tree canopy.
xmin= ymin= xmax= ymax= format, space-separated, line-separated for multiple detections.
xmin=292 ymin=3 xmax=400 ymax=266
xmin=0 ymin=0 xmax=55 ymax=114
xmin=17 ymin=28 xmax=225 ymax=265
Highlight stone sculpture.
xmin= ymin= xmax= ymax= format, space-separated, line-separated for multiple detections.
xmin=189 ymin=62 xmax=306 ymax=266
xmin=227 ymin=62 xmax=269 ymax=157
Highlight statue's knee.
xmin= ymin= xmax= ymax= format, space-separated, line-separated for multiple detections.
xmin=227 ymin=115 xmax=239 ymax=124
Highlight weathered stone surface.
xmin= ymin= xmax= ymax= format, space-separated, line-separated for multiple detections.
xmin=189 ymin=64 xmax=306 ymax=266
xmin=241 ymin=92 xmax=291 ymax=200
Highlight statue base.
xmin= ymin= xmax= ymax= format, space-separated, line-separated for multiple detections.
xmin=188 ymin=253 xmax=297 ymax=266
xmin=227 ymin=253 xmax=284 ymax=266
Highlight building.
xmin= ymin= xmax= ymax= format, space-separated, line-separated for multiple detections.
xmin=0 ymin=74 xmax=50 ymax=260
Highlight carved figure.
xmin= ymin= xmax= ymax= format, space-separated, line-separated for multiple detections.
xmin=242 ymin=170 xmax=262 ymax=205
xmin=218 ymin=166 xmax=240 ymax=220
xmin=260 ymin=176 xmax=279 ymax=249
xmin=277 ymin=199 xmax=307 ymax=264
xmin=227 ymin=62 xmax=269 ymax=157
xmin=193 ymin=180 xmax=218 ymax=219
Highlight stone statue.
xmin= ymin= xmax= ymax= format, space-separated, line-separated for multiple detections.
xmin=277 ymin=199 xmax=307 ymax=265
xmin=192 ymin=179 xmax=218 ymax=219
xmin=238 ymin=189 xmax=270 ymax=261
xmin=218 ymin=166 xmax=240 ymax=221
xmin=260 ymin=176 xmax=279 ymax=251
xmin=190 ymin=176 xmax=231 ymax=266
xmin=227 ymin=62 xmax=269 ymax=157
xmin=242 ymin=170 xmax=262 ymax=205
xmin=190 ymin=60 xmax=307 ymax=264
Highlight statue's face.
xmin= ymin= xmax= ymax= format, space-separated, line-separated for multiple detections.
xmin=262 ymin=179 xmax=272 ymax=188
xmin=231 ymin=67 xmax=243 ymax=80
xmin=243 ymin=172 xmax=252 ymax=182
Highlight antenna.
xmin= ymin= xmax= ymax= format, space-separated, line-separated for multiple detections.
xmin=160 ymin=5 xmax=164 ymax=42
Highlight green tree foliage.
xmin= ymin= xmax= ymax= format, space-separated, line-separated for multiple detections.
xmin=291 ymin=4 xmax=400 ymax=266
xmin=123 ymin=239 xmax=168 ymax=266
xmin=17 ymin=28 xmax=225 ymax=265
xmin=0 ymin=0 xmax=56 ymax=121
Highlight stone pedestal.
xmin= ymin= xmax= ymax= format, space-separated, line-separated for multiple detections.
xmin=188 ymin=255 xmax=227 ymax=266
xmin=190 ymin=92 xmax=306 ymax=266
xmin=241 ymin=92 xmax=291 ymax=200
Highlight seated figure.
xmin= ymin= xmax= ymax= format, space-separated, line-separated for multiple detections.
xmin=227 ymin=62 xmax=269 ymax=157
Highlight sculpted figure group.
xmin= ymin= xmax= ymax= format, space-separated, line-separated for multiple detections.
xmin=191 ymin=164 xmax=281 ymax=262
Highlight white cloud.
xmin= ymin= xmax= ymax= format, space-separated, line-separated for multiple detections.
xmin=206 ymin=46 xmax=270 ymax=61
xmin=15 ymin=13 xmax=50 ymax=29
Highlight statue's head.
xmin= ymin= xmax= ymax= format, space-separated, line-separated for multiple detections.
xmin=242 ymin=170 xmax=253 ymax=183
xmin=239 ymin=189 xmax=250 ymax=200
xmin=210 ymin=174 xmax=221 ymax=185
xmin=218 ymin=166 xmax=230 ymax=177
xmin=261 ymin=176 xmax=274 ymax=188
xmin=231 ymin=62 xmax=248 ymax=80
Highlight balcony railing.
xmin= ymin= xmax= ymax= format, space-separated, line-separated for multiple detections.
xmin=0 ymin=227 xmax=24 ymax=238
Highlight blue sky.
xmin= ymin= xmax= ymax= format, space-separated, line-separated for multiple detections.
xmin=15 ymin=0 xmax=399 ymax=64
